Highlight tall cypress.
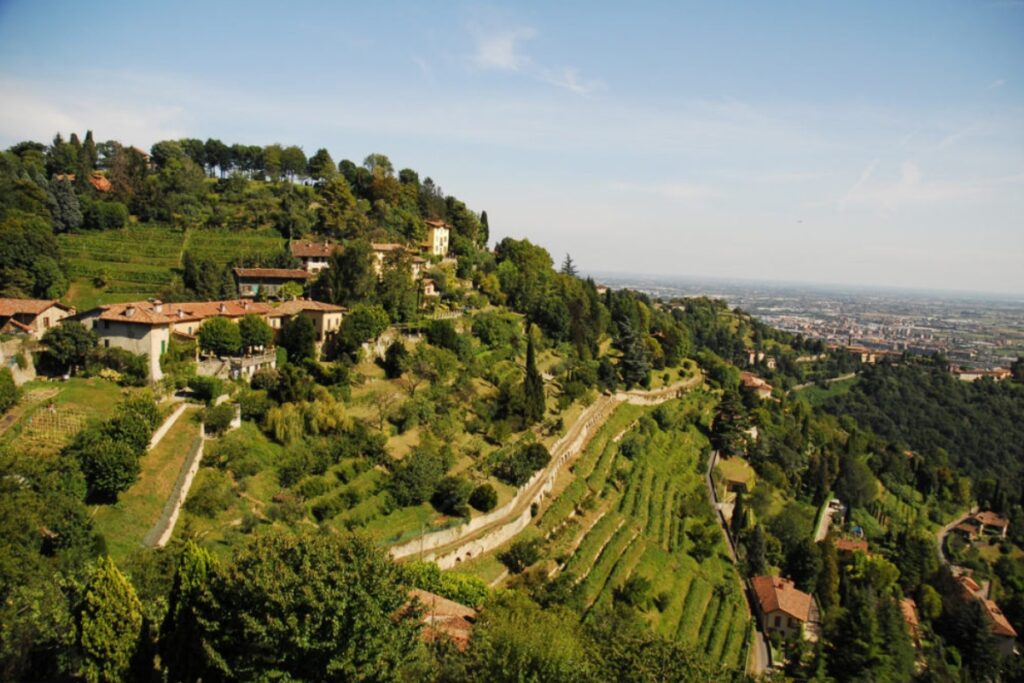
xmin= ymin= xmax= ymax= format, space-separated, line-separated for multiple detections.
xmin=523 ymin=327 xmax=545 ymax=424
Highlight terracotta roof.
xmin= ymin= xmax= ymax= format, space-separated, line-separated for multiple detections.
xmin=0 ymin=319 xmax=33 ymax=334
xmin=407 ymin=589 xmax=477 ymax=651
xmin=958 ymin=575 xmax=983 ymax=596
xmin=833 ymin=538 xmax=869 ymax=554
xmin=371 ymin=242 xmax=405 ymax=252
xmin=751 ymin=576 xmax=812 ymax=623
xmin=984 ymin=599 xmax=1018 ymax=638
xmin=0 ymin=298 xmax=72 ymax=317
xmin=94 ymin=299 xmax=270 ymax=325
xmin=88 ymin=172 xmax=112 ymax=192
xmin=232 ymin=267 xmax=310 ymax=280
xmin=900 ymin=598 xmax=919 ymax=628
xmin=424 ymin=219 xmax=448 ymax=228
xmin=975 ymin=511 xmax=1010 ymax=528
xmin=267 ymin=299 xmax=345 ymax=317
xmin=290 ymin=240 xmax=338 ymax=258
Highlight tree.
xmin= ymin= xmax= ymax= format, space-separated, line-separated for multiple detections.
xmin=51 ymin=176 xmax=83 ymax=232
xmin=731 ymin=491 xmax=747 ymax=536
xmin=383 ymin=340 xmax=409 ymax=379
xmin=75 ymin=556 xmax=143 ymax=683
xmin=469 ymin=483 xmax=498 ymax=512
xmin=280 ymin=145 xmax=308 ymax=181
xmin=498 ymin=539 xmax=541 ymax=574
xmin=0 ymin=367 xmax=17 ymax=413
xmin=1012 ymin=356 xmax=1024 ymax=383
xmin=336 ymin=304 xmax=389 ymax=356
xmin=523 ymin=328 xmax=545 ymax=424
xmin=432 ymin=475 xmax=473 ymax=517
xmin=159 ymin=542 xmax=217 ymax=683
xmin=389 ymin=447 xmax=451 ymax=506
xmin=238 ymin=313 xmax=273 ymax=352
xmin=836 ymin=454 xmax=877 ymax=512
xmin=560 ymin=253 xmax=578 ymax=277
xmin=618 ymin=321 xmax=651 ymax=389
xmin=280 ymin=314 xmax=317 ymax=362
xmin=746 ymin=524 xmax=768 ymax=575
xmin=67 ymin=426 xmax=140 ymax=501
xmin=193 ymin=532 xmax=421 ymax=681
xmin=817 ymin=539 xmax=840 ymax=613
xmin=41 ymin=321 xmax=95 ymax=374
xmin=0 ymin=213 xmax=68 ymax=298
xmin=306 ymin=148 xmax=336 ymax=180
xmin=313 ymin=238 xmax=376 ymax=305
xmin=198 ymin=317 xmax=242 ymax=357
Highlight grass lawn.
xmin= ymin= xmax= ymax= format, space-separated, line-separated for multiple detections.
xmin=715 ymin=457 xmax=756 ymax=499
xmin=92 ymin=407 xmax=202 ymax=560
xmin=796 ymin=376 xmax=858 ymax=406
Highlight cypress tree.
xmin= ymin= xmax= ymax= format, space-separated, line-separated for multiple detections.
xmin=160 ymin=541 xmax=217 ymax=683
xmin=523 ymin=327 xmax=545 ymax=424
xmin=730 ymin=491 xmax=746 ymax=536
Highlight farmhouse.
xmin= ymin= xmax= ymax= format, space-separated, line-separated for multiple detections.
xmin=422 ymin=278 xmax=440 ymax=299
xmin=423 ymin=219 xmax=450 ymax=256
xmin=740 ymin=371 xmax=773 ymax=400
xmin=80 ymin=299 xmax=272 ymax=381
xmin=974 ymin=510 xmax=1010 ymax=538
xmin=233 ymin=267 xmax=309 ymax=299
xmin=266 ymin=299 xmax=345 ymax=344
xmin=751 ymin=575 xmax=814 ymax=640
xmin=290 ymin=239 xmax=338 ymax=273
xmin=833 ymin=537 xmax=869 ymax=556
xmin=0 ymin=298 xmax=76 ymax=338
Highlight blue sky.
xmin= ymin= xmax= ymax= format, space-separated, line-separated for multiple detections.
xmin=1 ymin=1 xmax=1022 ymax=294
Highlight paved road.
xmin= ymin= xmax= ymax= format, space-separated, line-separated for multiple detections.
xmin=936 ymin=507 xmax=978 ymax=567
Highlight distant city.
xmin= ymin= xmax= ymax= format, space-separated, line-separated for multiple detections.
xmin=593 ymin=273 xmax=1024 ymax=371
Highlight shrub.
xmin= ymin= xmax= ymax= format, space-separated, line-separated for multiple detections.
xmin=0 ymin=367 xmax=18 ymax=413
xmin=388 ymin=447 xmax=452 ymax=506
xmin=185 ymin=470 xmax=234 ymax=518
xmin=238 ymin=388 xmax=272 ymax=423
xmin=382 ymin=341 xmax=409 ymax=379
xmin=295 ymin=476 xmax=331 ymax=499
xmin=431 ymin=475 xmax=473 ymax=517
xmin=203 ymin=403 xmax=236 ymax=435
xmin=251 ymin=367 xmax=279 ymax=391
xmin=498 ymin=539 xmax=541 ymax=574
xmin=281 ymin=314 xmax=317 ymax=362
xmin=89 ymin=347 xmax=148 ymax=386
xmin=67 ymin=426 xmax=140 ymax=502
xmin=469 ymin=483 xmax=498 ymax=513
xmin=188 ymin=375 xmax=223 ymax=405
xmin=494 ymin=443 xmax=551 ymax=486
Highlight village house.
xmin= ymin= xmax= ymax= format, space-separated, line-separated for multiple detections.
xmin=751 ymin=575 xmax=814 ymax=640
xmin=952 ymin=366 xmax=1012 ymax=382
xmin=832 ymin=537 xmax=870 ymax=556
xmin=233 ymin=267 xmax=309 ymax=299
xmin=266 ymin=299 xmax=345 ymax=346
xmin=79 ymin=299 xmax=272 ymax=381
xmin=422 ymin=219 xmax=450 ymax=257
xmin=956 ymin=574 xmax=1019 ymax=656
xmin=974 ymin=511 xmax=1011 ymax=538
xmin=0 ymin=298 xmax=76 ymax=338
xmin=406 ymin=589 xmax=476 ymax=651
xmin=740 ymin=371 xmax=773 ymax=400
xmin=290 ymin=239 xmax=337 ymax=273
xmin=421 ymin=278 xmax=440 ymax=300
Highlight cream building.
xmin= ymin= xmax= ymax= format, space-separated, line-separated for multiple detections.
xmin=423 ymin=219 xmax=450 ymax=256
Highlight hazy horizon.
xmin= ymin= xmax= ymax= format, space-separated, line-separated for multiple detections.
xmin=1 ymin=0 xmax=1022 ymax=294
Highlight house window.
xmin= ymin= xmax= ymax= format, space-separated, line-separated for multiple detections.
xmin=774 ymin=616 xmax=781 ymax=628
xmin=43 ymin=317 xmax=50 ymax=328
xmin=104 ymin=340 xmax=110 ymax=348
xmin=161 ymin=340 xmax=166 ymax=355
xmin=104 ymin=321 xmax=110 ymax=329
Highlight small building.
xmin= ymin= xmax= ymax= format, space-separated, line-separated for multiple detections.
xmin=974 ymin=511 xmax=1010 ymax=538
xmin=233 ymin=267 xmax=309 ymax=299
xmin=290 ymin=240 xmax=338 ymax=273
xmin=740 ymin=371 xmax=773 ymax=400
xmin=0 ymin=298 xmax=76 ymax=338
xmin=984 ymin=599 xmax=1019 ymax=657
xmin=954 ymin=367 xmax=1012 ymax=382
xmin=370 ymin=242 xmax=405 ymax=275
xmin=406 ymin=588 xmax=476 ymax=651
xmin=751 ymin=575 xmax=813 ymax=640
xmin=833 ymin=537 xmax=869 ymax=556
xmin=266 ymin=299 xmax=345 ymax=344
xmin=423 ymin=219 xmax=450 ymax=257
xmin=422 ymin=278 xmax=440 ymax=299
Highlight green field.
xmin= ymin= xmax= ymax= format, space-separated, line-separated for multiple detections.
xmin=795 ymin=376 xmax=858 ymax=406
xmin=58 ymin=224 xmax=286 ymax=310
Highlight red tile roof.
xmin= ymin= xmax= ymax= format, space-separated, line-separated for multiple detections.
xmin=425 ymin=219 xmax=448 ymax=228
xmin=833 ymin=538 xmax=869 ymax=554
xmin=290 ymin=240 xmax=338 ymax=258
xmin=407 ymin=589 xmax=477 ymax=651
xmin=266 ymin=299 xmax=346 ymax=317
xmin=984 ymin=599 xmax=1018 ymax=638
xmin=232 ymin=267 xmax=310 ymax=280
xmin=88 ymin=172 xmax=112 ymax=192
xmin=975 ymin=511 xmax=1010 ymax=529
xmin=0 ymin=298 xmax=72 ymax=317
xmin=752 ymin=576 xmax=812 ymax=623
xmin=371 ymin=242 xmax=405 ymax=252
xmin=94 ymin=300 xmax=270 ymax=325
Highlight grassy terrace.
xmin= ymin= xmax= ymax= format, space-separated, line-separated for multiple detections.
xmin=93 ymin=406 xmax=202 ymax=560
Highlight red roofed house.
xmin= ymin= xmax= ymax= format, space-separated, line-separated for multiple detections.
xmin=833 ymin=537 xmax=870 ymax=556
xmin=984 ymin=599 xmax=1019 ymax=657
xmin=751 ymin=575 xmax=814 ymax=639
xmin=80 ymin=299 xmax=272 ymax=381
xmin=0 ymin=298 xmax=75 ymax=338
xmin=290 ymin=240 xmax=338 ymax=273
xmin=740 ymin=371 xmax=773 ymax=400
xmin=407 ymin=589 xmax=477 ymax=651
xmin=974 ymin=511 xmax=1010 ymax=538
xmin=233 ymin=267 xmax=309 ymax=299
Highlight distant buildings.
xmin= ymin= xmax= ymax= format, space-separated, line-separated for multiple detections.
xmin=0 ymin=298 xmax=75 ymax=338
xmin=956 ymin=574 xmax=1018 ymax=657
xmin=422 ymin=220 xmax=450 ymax=257
xmin=740 ymin=371 xmax=773 ymax=399
xmin=290 ymin=240 xmax=337 ymax=273
xmin=950 ymin=366 xmax=1012 ymax=382
xmin=266 ymin=299 xmax=345 ymax=344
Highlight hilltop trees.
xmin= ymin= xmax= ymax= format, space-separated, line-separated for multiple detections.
xmin=74 ymin=556 xmax=143 ymax=683
xmin=523 ymin=328 xmax=545 ymax=424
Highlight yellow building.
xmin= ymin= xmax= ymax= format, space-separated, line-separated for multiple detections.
xmin=423 ymin=219 xmax=450 ymax=257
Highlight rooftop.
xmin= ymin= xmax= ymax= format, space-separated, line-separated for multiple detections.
xmin=93 ymin=299 xmax=271 ymax=325
xmin=232 ymin=267 xmax=310 ymax=280
xmin=752 ymin=575 xmax=813 ymax=623
xmin=290 ymin=240 xmax=338 ymax=258
xmin=267 ymin=299 xmax=346 ymax=317
xmin=0 ymin=298 xmax=73 ymax=317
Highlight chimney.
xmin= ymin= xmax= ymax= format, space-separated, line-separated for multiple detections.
xmin=153 ymin=299 xmax=163 ymax=313
xmin=219 ymin=303 xmax=227 ymax=313
xmin=124 ymin=306 xmax=135 ymax=318
xmin=242 ymin=301 xmax=249 ymax=311
xmin=177 ymin=309 xmax=185 ymax=318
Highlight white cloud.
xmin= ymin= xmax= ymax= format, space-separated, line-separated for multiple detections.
xmin=467 ymin=24 xmax=601 ymax=95
xmin=986 ymin=78 xmax=1006 ymax=90
xmin=839 ymin=160 xmax=991 ymax=211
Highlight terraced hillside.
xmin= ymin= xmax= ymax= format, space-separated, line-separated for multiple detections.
xmin=520 ymin=391 xmax=750 ymax=670
xmin=58 ymin=225 xmax=287 ymax=310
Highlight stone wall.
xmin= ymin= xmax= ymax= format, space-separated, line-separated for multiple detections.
xmin=0 ymin=338 xmax=37 ymax=386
